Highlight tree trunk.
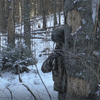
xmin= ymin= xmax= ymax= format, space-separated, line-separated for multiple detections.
xmin=54 ymin=0 xmax=57 ymax=28
xmin=44 ymin=0 xmax=47 ymax=15
xmin=0 ymin=2 xmax=1 ymax=51
xmin=0 ymin=0 xmax=7 ymax=33
xmin=14 ymin=0 xmax=20 ymax=23
xmin=63 ymin=0 xmax=100 ymax=99
xmin=7 ymin=0 xmax=15 ymax=47
xmin=41 ymin=0 xmax=46 ymax=30
xmin=58 ymin=0 xmax=61 ymax=25
xmin=34 ymin=0 xmax=36 ymax=16
xmin=24 ymin=0 xmax=31 ymax=56
xmin=39 ymin=0 xmax=42 ymax=15
xmin=21 ymin=0 xmax=24 ymax=22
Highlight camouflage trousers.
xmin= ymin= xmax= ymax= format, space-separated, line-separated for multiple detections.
xmin=58 ymin=92 xmax=66 ymax=100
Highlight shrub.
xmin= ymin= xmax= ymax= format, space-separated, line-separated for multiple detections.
xmin=0 ymin=45 xmax=37 ymax=74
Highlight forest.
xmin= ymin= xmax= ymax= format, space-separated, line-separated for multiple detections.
xmin=0 ymin=0 xmax=100 ymax=100
xmin=0 ymin=0 xmax=64 ymax=71
xmin=0 ymin=0 xmax=64 ymax=100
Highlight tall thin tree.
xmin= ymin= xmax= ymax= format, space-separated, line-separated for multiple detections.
xmin=0 ymin=0 xmax=7 ymax=33
xmin=24 ymin=0 xmax=31 ymax=56
xmin=58 ymin=0 xmax=61 ymax=25
xmin=41 ymin=0 xmax=46 ymax=30
xmin=54 ymin=0 xmax=57 ymax=28
xmin=7 ymin=0 xmax=15 ymax=47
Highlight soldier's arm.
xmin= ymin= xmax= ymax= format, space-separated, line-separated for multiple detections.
xmin=41 ymin=54 xmax=54 ymax=73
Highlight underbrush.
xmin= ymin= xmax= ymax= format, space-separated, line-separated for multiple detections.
xmin=0 ymin=45 xmax=37 ymax=74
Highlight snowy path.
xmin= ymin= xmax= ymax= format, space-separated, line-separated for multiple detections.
xmin=0 ymin=62 xmax=58 ymax=100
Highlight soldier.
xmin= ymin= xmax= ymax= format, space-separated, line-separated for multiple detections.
xmin=41 ymin=26 xmax=73 ymax=100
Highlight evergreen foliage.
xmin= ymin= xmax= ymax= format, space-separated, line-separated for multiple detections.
xmin=0 ymin=45 xmax=37 ymax=74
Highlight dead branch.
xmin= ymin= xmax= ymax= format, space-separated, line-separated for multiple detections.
xmin=7 ymin=87 xmax=13 ymax=100
xmin=17 ymin=65 xmax=37 ymax=100
xmin=22 ymin=83 xmax=37 ymax=100
xmin=18 ymin=65 xmax=22 ymax=83
xmin=35 ymin=64 xmax=52 ymax=100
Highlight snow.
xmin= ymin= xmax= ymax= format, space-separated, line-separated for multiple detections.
xmin=0 ymin=12 xmax=64 ymax=100
xmin=82 ymin=19 xmax=86 ymax=24
xmin=71 ymin=26 xmax=82 ymax=36
xmin=85 ymin=35 xmax=90 ymax=40
xmin=0 ymin=62 xmax=58 ymax=100
xmin=92 ymin=0 xmax=98 ymax=23
xmin=74 ymin=0 xmax=80 ymax=4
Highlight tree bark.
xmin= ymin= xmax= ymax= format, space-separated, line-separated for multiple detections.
xmin=21 ymin=0 xmax=24 ymax=22
xmin=14 ymin=0 xmax=20 ymax=23
xmin=41 ymin=0 xmax=46 ymax=30
xmin=34 ymin=0 xmax=36 ymax=16
xmin=58 ymin=0 xmax=61 ymax=25
xmin=0 ymin=0 xmax=7 ymax=33
xmin=24 ymin=0 xmax=31 ymax=56
xmin=7 ymin=0 xmax=15 ymax=47
xmin=63 ymin=0 xmax=100 ymax=99
xmin=54 ymin=0 xmax=57 ymax=28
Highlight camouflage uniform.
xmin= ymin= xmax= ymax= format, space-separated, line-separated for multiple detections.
xmin=41 ymin=44 xmax=66 ymax=100
xmin=41 ymin=26 xmax=67 ymax=100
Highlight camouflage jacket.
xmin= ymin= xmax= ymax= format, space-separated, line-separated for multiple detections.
xmin=41 ymin=44 xmax=63 ymax=73
xmin=41 ymin=44 xmax=66 ymax=92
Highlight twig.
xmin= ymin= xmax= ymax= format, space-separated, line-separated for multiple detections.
xmin=70 ymin=52 xmax=100 ymax=83
xmin=77 ymin=56 xmax=100 ymax=83
xmin=28 ymin=83 xmax=42 ymax=100
xmin=17 ymin=66 xmax=37 ymax=100
xmin=22 ymin=83 xmax=37 ymax=100
xmin=18 ymin=70 xmax=37 ymax=100
xmin=17 ymin=64 xmax=37 ymax=100
xmin=35 ymin=64 xmax=52 ymax=100
xmin=7 ymin=87 xmax=13 ymax=100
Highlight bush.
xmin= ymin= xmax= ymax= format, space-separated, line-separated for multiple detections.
xmin=0 ymin=45 xmax=37 ymax=74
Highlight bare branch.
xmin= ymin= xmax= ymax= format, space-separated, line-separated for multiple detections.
xmin=70 ymin=52 xmax=100 ymax=83
xmin=22 ymin=83 xmax=37 ymax=100
xmin=7 ymin=87 xmax=13 ymax=100
xmin=17 ymin=65 xmax=37 ymax=100
xmin=35 ymin=64 xmax=52 ymax=100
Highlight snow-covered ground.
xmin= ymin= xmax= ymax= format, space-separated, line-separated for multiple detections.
xmin=0 ymin=12 xmax=64 ymax=100
xmin=0 ymin=62 xmax=58 ymax=100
